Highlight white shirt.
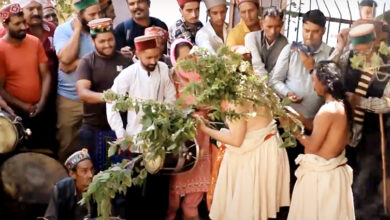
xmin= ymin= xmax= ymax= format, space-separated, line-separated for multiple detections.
xmin=195 ymin=21 xmax=228 ymax=54
xmin=106 ymin=61 xmax=176 ymax=140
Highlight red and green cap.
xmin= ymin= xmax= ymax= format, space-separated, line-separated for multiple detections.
xmin=74 ymin=0 xmax=99 ymax=12
xmin=88 ymin=18 xmax=113 ymax=35
xmin=349 ymin=23 xmax=375 ymax=46
xmin=0 ymin=3 xmax=22 ymax=23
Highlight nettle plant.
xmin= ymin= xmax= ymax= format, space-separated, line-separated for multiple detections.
xmin=81 ymin=46 xmax=303 ymax=219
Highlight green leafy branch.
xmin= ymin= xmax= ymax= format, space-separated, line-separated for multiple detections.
xmin=79 ymin=159 xmax=134 ymax=220
xmin=350 ymin=41 xmax=390 ymax=77
xmin=177 ymin=46 xmax=304 ymax=148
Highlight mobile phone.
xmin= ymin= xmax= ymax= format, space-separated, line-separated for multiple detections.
xmin=291 ymin=41 xmax=312 ymax=55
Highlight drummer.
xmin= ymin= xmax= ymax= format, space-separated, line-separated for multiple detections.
xmin=44 ymin=149 xmax=95 ymax=220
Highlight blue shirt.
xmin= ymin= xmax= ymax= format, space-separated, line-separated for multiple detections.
xmin=270 ymin=43 xmax=332 ymax=119
xmin=54 ymin=19 xmax=94 ymax=100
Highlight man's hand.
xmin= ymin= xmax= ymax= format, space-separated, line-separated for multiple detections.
xmin=0 ymin=96 xmax=15 ymax=115
xmin=287 ymin=92 xmax=303 ymax=103
xmin=346 ymin=92 xmax=361 ymax=109
xmin=299 ymin=51 xmax=315 ymax=70
xmin=337 ymin=29 xmax=349 ymax=52
xmin=71 ymin=17 xmax=83 ymax=32
xmin=120 ymin=46 xmax=134 ymax=58
xmin=30 ymin=101 xmax=45 ymax=117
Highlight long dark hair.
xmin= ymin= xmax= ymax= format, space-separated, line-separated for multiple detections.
xmin=313 ymin=61 xmax=353 ymax=129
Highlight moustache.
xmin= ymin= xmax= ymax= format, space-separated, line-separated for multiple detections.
xmin=31 ymin=15 xmax=42 ymax=20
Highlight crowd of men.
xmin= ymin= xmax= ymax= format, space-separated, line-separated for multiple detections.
xmin=0 ymin=0 xmax=389 ymax=219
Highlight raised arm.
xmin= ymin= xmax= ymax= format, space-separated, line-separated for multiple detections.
xmin=55 ymin=18 xmax=82 ymax=65
xmin=199 ymin=117 xmax=247 ymax=147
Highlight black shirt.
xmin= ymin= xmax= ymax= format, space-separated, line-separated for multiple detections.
xmin=114 ymin=17 xmax=168 ymax=51
xmin=77 ymin=51 xmax=132 ymax=129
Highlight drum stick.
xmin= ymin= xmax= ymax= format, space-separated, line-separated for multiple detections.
xmin=379 ymin=113 xmax=388 ymax=214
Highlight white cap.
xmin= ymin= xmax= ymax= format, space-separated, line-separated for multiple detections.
xmin=203 ymin=0 xmax=226 ymax=10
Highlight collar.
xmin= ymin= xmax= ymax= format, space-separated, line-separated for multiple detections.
xmin=312 ymin=42 xmax=326 ymax=55
xmin=205 ymin=21 xmax=228 ymax=40
xmin=238 ymin=19 xmax=251 ymax=33
xmin=178 ymin=17 xmax=202 ymax=29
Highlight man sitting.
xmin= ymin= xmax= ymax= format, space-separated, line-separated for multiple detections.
xmin=44 ymin=149 xmax=94 ymax=220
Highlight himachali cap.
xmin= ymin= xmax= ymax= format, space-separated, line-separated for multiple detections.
xmin=359 ymin=0 xmax=377 ymax=7
xmin=88 ymin=18 xmax=113 ymax=35
xmin=177 ymin=0 xmax=200 ymax=7
xmin=145 ymin=26 xmax=169 ymax=42
xmin=74 ymin=0 xmax=99 ymax=12
xmin=65 ymin=148 xmax=91 ymax=170
xmin=203 ymin=0 xmax=226 ymax=10
xmin=237 ymin=0 xmax=259 ymax=7
xmin=349 ymin=23 xmax=375 ymax=46
xmin=10 ymin=0 xmax=45 ymax=8
xmin=230 ymin=45 xmax=251 ymax=55
xmin=134 ymin=35 xmax=158 ymax=51
xmin=0 ymin=3 xmax=22 ymax=23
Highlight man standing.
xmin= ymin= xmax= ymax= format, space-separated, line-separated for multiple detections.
xmin=144 ymin=26 xmax=171 ymax=66
xmin=42 ymin=1 xmax=58 ymax=26
xmin=114 ymin=0 xmax=167 ymax=56
xmin=271 ymin=9 xmax=332 ymax=121
xmin=226 ymin=0 xmax=261 ymax=46
xmin=7 ymin=0 xmax=59 ymax=149
xmin=195 ymin=0 xmax=227 ymax=54
xmin=245 ymin=6 xmax=288 ymax=78
xmin=333 ymin=23 xmax=390 ymax=219
xmin=287 ymin=61 xmax=355 ymax=220
xmin=107 ymin=35 xmax=176 ymax=220
xmin=0 ymin=3 xmax=51 ymax=149
xmin=76 ymin=18 xmax=132 ymax=171
xmin=169 ymin=0 xmax=203 ymax=45
xmin=99 ymin=0 xmax=116 ymax=21
xmin=45 ymin=149 xmax=95 ymax=220
xmin=359 ymin=0 xmax=377 ymax=20
xmin=54 ymin=0 xmax=100 ymax=162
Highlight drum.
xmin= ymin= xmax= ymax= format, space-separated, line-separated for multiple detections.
xmin=0 ymin=152 xmax=68 ymax=219
xmin=144 ymin=140 xmax=199 ymax=175
xmin=0 ymin=111 xmax=29 ymax=154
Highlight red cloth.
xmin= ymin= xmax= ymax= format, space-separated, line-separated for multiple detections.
xmin=144 ymin=26 xmax=168 ymax=42
xmin=237 ymin=0 xmax=259 ymax=6
xmin=0 ymin=34 xmax=48 ymax=104
xmin=134 ymin=36 xmax=157 ymax=51
xmin=0 ymin=3 xmax=21 ymax=22
xmin=177 ymin=0 xmax=200 ymax=7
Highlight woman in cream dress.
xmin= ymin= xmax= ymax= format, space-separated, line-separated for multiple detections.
xmin=197 ymin=104 xmax=290 ymax=220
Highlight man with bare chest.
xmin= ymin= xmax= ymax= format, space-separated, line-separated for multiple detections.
xmin=286 ymin=61 xmax=355 ymax=220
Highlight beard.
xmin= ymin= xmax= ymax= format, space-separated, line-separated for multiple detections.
xmin=141 ymin=62 xmax=157 ymax=72
xmin=96 ymin=46 xmax=115 ymax=57
xmin=9 ymin=28 xmax=26 ymax=40
xmin=81 ymin=17 xmax=90 ymax=32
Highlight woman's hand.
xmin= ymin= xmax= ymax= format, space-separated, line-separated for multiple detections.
xmin=194 ymin=114 xmax=207 ymax=132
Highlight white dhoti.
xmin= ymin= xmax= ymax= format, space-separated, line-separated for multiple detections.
xmin=209 ymin=121 xmax=290 ymax=220
xmin=288 ymin=151 xmax=355 ymax=220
